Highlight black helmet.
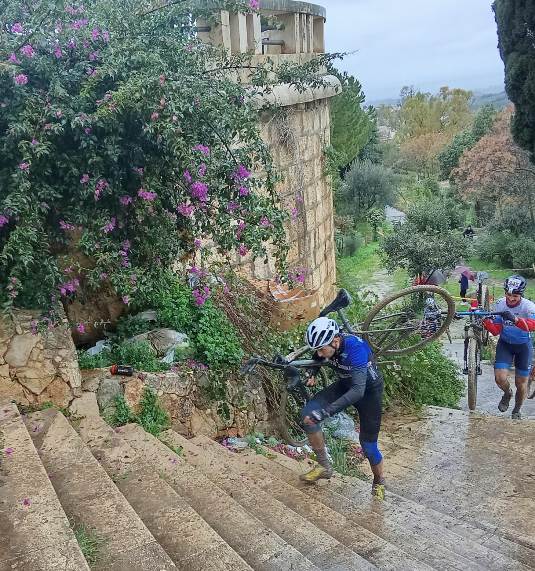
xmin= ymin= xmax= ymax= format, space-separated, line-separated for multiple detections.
xmin=504 ymin=275 xmax=527 ymax=295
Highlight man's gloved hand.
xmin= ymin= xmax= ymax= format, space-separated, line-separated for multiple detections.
xmin=307 ymin=409 xmax=329 ymax=424
xmin=501 ymin=310 xmax=517 ymax=324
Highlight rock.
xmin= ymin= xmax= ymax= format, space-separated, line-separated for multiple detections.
xmin=190 ymin=407 xmax=218 ymax=437
xmin=0 ymin=364 xmax=10 ymax=378
xmin=4 ymin=333 xmax=39 ymax=368
xmin=81 ymin=368 xmax=108 ymax=392
xmin=131 ymin=329 xmax=189 ymax=357
xmin=70 ymin=392 xmax=100 ymax=418
xmin=0 ymin=376 xmax=29 ymax=405
xmin=124 ymin=377 xmax=145 ymax=413
xmin=16 ymin=364 xmax=56 ymax=395
xmin=38 ymin=377 xmax=72 ymax=408
xmin=96 ymin=378 xmax=122 ymax=412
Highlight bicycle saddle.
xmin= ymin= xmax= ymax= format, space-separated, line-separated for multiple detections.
xmin=319 ymin=288 xmax=352 ymax=317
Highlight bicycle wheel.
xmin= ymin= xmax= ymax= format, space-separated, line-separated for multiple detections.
xmin=278 ymin=367 xmax=330 ymax=447
xmin=361 ymin=285 xmax=455 ymax=357
xmin=528 ymin=366 xmax=535 ymax=400
xmin=467 ymin=337 xmax=480 ymax=411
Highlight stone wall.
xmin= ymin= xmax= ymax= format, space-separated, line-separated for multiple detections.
xmin=240 ymin=98 xmax=337 ymax=319
xmin=0 ymin=309 xmax=82 ymax=408
xmin=82 ymin=366 xmax=269 ymax=439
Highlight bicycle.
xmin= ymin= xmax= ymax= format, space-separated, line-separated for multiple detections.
xmin=453 ymin=309 xmax=508 ymax=411
xmin=243 ymin=285 xmax=456 ymax=445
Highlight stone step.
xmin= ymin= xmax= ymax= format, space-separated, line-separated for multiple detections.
xmin=161 ymin=430 xmax=379 ymax=571
xmin=24 ymin=409 xmax=177 ymax=571
xmin=187 ymin=434 xmax=432 ymax=571
xmin=0 ymin=403 xmax=90 ymax=571
xmin=217 ymin=439 xmax=534 ymax=571
xmin=120 ymin=423 xmax=320 ymax=571
xmin=378 ymin=407 xmax=535 ymax=549
xmin=77 ymin=414 xmax=253 ymax=571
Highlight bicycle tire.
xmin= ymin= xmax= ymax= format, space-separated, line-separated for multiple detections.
xmin=362 ymin=285 xmax=456 ymax=357
xmin=528 ymin=366 xmax=535 ymax=400
xmin=467 ymin=337 xmax=479 ymax=411
xmin=278 ymin=367 xmax=330 ymax=447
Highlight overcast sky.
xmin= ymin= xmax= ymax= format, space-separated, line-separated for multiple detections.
xmin=322 ymin=0 xmax=505 ymax=103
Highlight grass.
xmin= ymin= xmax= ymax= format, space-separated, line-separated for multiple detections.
xmin=73 ymin=524 xmax=106 ymax=567
xmin=325 ymin=430 xmax=369 ymax=481
xmin=337 ymin=243 xmax=382 ymax=290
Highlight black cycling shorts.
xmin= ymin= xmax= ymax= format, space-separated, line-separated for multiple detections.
xmin=301 ymin=375 xmax=383 ymax=442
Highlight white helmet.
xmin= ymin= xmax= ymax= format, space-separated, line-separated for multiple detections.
xmin=306 ymin=317 xmax=340 ymax=350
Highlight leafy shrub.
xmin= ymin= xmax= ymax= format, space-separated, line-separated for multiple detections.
xmin=382 ymin=342 xmax=463 ymax=408
xmin=340 ymin=232 xmax=364 ymax=257
xmin=113 ymin=341 xmax=169 ymax=372
xmin=77 ymin=349 xmax=113 ymax=370
xmin=109 ymin=395 xmax=134 ymax=427
xmin=155 ymin=280 xmax=195 ymax=333
xmin=194 ymin=300 xmax=244 ymax=366
xmin=115 ymin=315 xmax=153 ymax=341
xmin=137 ymin=387 xmax=170 ymax=436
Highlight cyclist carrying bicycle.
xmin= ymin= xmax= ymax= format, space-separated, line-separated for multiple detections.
xmin=483 ymin=275 xmax=535 ymax=419
xmin=299 ymin=316 xmax=385 ymax=499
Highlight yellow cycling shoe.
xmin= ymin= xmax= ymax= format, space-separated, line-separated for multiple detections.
xmin=299 ymin=465 xmax=333 ymax=484
xmin=371 ymin=481 xmax=385 ymax=500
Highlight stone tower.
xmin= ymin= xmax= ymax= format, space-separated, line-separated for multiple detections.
xmin=198 ymin=0 xmax=339 ymax=324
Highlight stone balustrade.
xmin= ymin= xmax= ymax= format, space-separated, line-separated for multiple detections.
xmin=197 ymin=0 xmax=326 ymax=56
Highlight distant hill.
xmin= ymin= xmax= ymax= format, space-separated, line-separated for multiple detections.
xmin=471 ymin=90 xmax=509 ymax=110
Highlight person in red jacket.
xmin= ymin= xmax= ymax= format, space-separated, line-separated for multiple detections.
xmin=483 ymin=275 xmax=535 ymax=419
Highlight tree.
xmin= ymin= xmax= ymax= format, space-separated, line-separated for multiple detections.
xmin=438 ymin=105 xmax=498 ymax=179
xmin=337 ymin=160 xmax=397 ymax=221
xmin=453 ymin=108 xmax=535 ymax=227
xmin=397 ymin=132 xmax=449 ymax=177
xmin=330 ymin=72 xmax=375 ymax=170
xmin=0 ymin=0 xmax=333 ymax=311
xmin=380 ymin=196 xmax=467 ymax=277
xmin=494 ymin=0 xmax=535 ymax=159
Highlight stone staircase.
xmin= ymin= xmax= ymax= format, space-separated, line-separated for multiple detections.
xmin=2 ymin=400 xmax=535 ymax=570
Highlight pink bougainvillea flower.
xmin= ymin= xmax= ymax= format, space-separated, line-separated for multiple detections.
xmin=7 ymin=53 xmax=20 ymax=64
xmin=193 ymin=144 xmax=210 ymax=156
xmin=120 ymin=195 xmax=133 ymax=206
xmin=122 ymin=295 xmax=130 ymax=305
xmin=84 ymin=127 xmax=92 ymax=135
xmin=138 ymin=188 xmax=157 ymax=201
xmin=71 ymin=18 xmax=89 ymax=30
xmin=102 ymin=217 xmax=116 ymax=234
xmin=19 ymin=162 xmax=29 ymax=171
xmin=54 ymin=45 xmax=63 ymax=59
xmin=94 ymin=178 xmax=109 ymax=200
xmin=194 ymin=238 xmax=202 ymax=249
xmin=238 ymin=186 xmax=249 ymax=197
xmin=21 ymin=498 xmax=31 ymax=507
xmin=4 ymin=447 xmax=14 ymax=456
xmin=0 ymin=215 xmax=9 ymax=227
xmin=86 ymin=67 xmax=96 ymax=77
xmin=99 ymin=272 xmax=108 ymax=281
xmin=198 ymin=163 xmax=207 ymax=177
xmin=183 ymin=170 xmax=192 ymax=184
xmin=177 ymin=202 xmax=195 ymax=217
xmin=233 ymin=164 xmax=251 ymax=180
xmin=80 ymin=173 xmax=90 ymax=184
xmin=11 ymin=23 xmax=23 ymax=34
xmin=67 ymin=39 xmax=77 ymax=49
xmin=159 ymin=74 xmax=166 ymax=85
xmin=76 ymin=323 xmax=85 ymax=334
xmin=238 ymin=244 xmax=248 ymax=257
xmin=14 ymin=74 xmax=28 ymax=85
xmin=89 ymin=51 xmax=99 ymax=61
xmin=150 ymin=112 xmax=159 ymax=121
xmin=249 ymin=0 xmax=260 ymax=9
xmin=192 ymin=286 xmax=210 ymax=306
xmin=56 ymin=110 xmax=63 ymax=119
xmin=59 ymin=220 xmax=75 ymax=231
xmin=259 ymin=216 xmax=272 ymax=228
xmin=31 ymin=138 xmax=38 ymax=146
xmin=91 ymin=28 xmax=100 ymax=40
xmin=133 ymin=167 xmax=144 ymax=175
xmin=20 ymin=44 xmax=35 ymax=58
xmin=102 ymin=30 xmax=110 ymax=42
xmin=190 ymin=181 xmax=209 ymax=202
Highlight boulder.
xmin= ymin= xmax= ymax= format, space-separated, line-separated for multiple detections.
xmin=124 ymin=377 xmax=145 ymax=413
xmin=4 ymin=333 xmax=38 ymax=368
xmin=96 ymin=378 xmax=122 ymax=412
